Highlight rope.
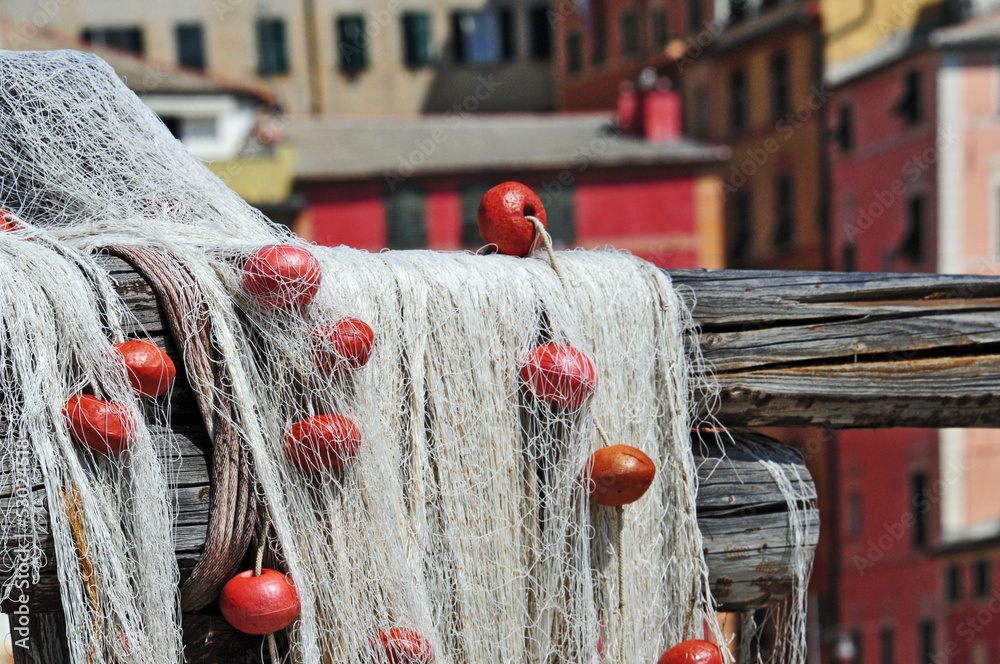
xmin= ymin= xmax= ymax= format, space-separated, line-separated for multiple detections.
xmin=527 ymin=216 xmax=566 ymax=287
xmin=106 ymin=246 xmax=257 ymax=612
xmin=254 ymin=512 xmax=281 ymax=664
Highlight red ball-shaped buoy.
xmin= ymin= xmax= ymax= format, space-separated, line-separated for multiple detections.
xmin=284 ymin=414 xmax=361 ymax=472
xmin=64 ymin=394 xmax=135 ymax=455
xmin=0 ymin=210 xmax=23 ymax=233
xmin=219 ymin=569 xmax=300 ymax=635
xmin=584 ymin=445 xmax=656 ymax=507
xmin=311 ymin=318 xmax=375 ymax=373
xmin=112 ymin=339 xmax=177 ymax=398
xmin=370 ymin=629 xmax=435 ymax=664
xmin=242 ymin=244 xmax=322 ymax=309
xmin=657 ymin=639 xmax=723 ymax=664
xmin=521 ymin=343 xmax=597 ymax=409
xmin=477 ymin=181 xmax=547 ymax=256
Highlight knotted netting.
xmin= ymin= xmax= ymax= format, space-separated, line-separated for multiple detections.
xmin=0 ymin=49 xmax=810 ymax=664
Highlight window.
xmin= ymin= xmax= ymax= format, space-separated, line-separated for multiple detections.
xmin=762 ymin=0 xmax=781 ymax=8
xmin=947 ymin=564 xmax=963 ymax=603
xmin=842 ymin=242 xmax=857 ymax=272
xmin=836 ymin=103 xmax=855 ymax=152
xmin=730 ymin=189 xmax=752 ymax=264
xmin=452 ymin=9 xmax=513 ymax=65
xmin=687 ymin=0 xmax=702 ymax=33
xmin=337 ymin=15 xmax=369 ymax=74
xmin=651 ymin=8 xmax=669 ymax=50
xmin=592 ymin=0 xmax=607 ymax=64
xmin=529 ymin=6 xmax=552 ymax=60
xmin=974 ymin=559 xmax=991 ymax=598
xmin=912 ymin=472 xmax=929 ymax=550
xmin=918 ymin=621 xmax=934 ymax=664
xmin=566 ymin=31 xmax=583 ymax=75
xmin=773 ymin=174 xmax=794 ymax=250
xmin=853 ymin=629 xmax=864 ymax=664
xmin=540 ymin=185 xmax=575 ymax=247
xmin=729 ymin=69 xmax=747 ymax=134
xmin=896 ymin=69 xmax=923 ymax=125
xmin=730 ymin=0 xmax=749 ymax=21
xmin=621 ymin=9 xmax=641 ymax=58
xmin=460 ymin=184 xmax=493 ymax=247
xmin=385 ymin=189 xmax=427 ymax=249
xmin=256 ymin=18 xmax=288 ymax=75
xmin=402 ymin=12 xmax=433 ymax=68
xmin=900 ymin=195 xmax=925 ymax=263
xmin=771 ymin=52 xmax=790 ymax=119
xmin=81 ymin=26 xmax=144 ymax=54
xmin=183 ymin=117 xmax=217 ymax=140
xmin=175 ymin=24 xmax=206 ymax=70
xmin=881 ymin=627 xmax=894 ymax=664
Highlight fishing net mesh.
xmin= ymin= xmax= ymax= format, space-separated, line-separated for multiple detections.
xmin=0 ymin=50 xmax=811 ymax=663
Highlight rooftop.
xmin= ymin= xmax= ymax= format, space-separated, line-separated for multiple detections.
xmin=285 ymin=113 xmax=728 ymax=182
xmin=931 ymin=8 xmax=1000 ymax=50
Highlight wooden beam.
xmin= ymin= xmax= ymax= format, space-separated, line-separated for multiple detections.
xmin=670 ymin=268 xmax=1000 ymax=428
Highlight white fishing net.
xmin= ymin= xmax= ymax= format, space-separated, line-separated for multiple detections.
xmin=0 ymin=49 xmax=808 ymax=664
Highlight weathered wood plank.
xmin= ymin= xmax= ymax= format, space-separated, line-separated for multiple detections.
xmin=668 ymin=268 xmax=1000 ymax=428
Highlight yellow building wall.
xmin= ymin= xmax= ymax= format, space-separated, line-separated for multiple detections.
xmin=822 ymin=0 xmax=949 ymax=69
xmin=208 ymin=145 xmax=297 ymax=205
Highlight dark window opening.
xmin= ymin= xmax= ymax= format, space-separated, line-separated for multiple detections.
xmin=762 ymin=0 xmax=781 ymax=8
xmin=566 ymin=31 xmax=583 ymax=75
xmin=403 ymin=12 xmax=433 ymax=68
xmin=460 ymin=184 xmax=493 ymax=248
xmin=853 ymin=629 xmax=864 ymax=664
xmin=975 ymin=560 xmax=991 ymax=598
xmin=771 ymin=51 xmax=790 ymax=118
xmin=912 ymin=472 xmax=929 ymax=550
xmin=836 ymin=103 xmax=855 ymax=152
xmin=256 ymin=18 xmax=289 ymax=75
xmin=881 ymin=627 xmax=894 ymax=664
xmin=773 ymin=174 xmax=794 ymax=250
xmin=592 ymin=0 xmax=607 ymax=65
xmin=729 ymin=68 xmax=747 ymax=134
xmin=687 ymin=0 xmax=703 ymax=34
xmin=651 ymin=8 xmax=669 ymax=50
xmin=621 ymin=9 xmax=641 ymax=58
xmin=730 ymin=0 xmax=749 ymax=21
xmin=900 ymin=194 xmax=925 ymax=263
xmin=452 ymin=9 xmax=512 ymax=65
xmin=175 ymin=24 xmax=206 ymax=70
xmin=841 ymin=242 xmax=857 ymax=272
xmin=337 ymin=15 xmax=369 ymax=74
xmin=918 ymin=621 xmax=934 ymax=664
xmin=529 ymin=6 xmax=552 ymax=60
xmin=947 ymin=564 xmax=963 ymax=603
xmin=385 ymin=188 xmax=427 ymax=249
xmin=160 ymin=116 xmax=181 ymax=139
xmin=81 ymin=26 xmax=144 ymax=54
xmin=847 ymin=490 xmax=863 ymax=537
xmin=730 ymin=189 xmax=752 ymax=265
xmin=896 ymin=69 xmax=923 ymax=125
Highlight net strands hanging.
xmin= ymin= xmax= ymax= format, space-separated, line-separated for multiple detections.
xmin=0 ymin=50 xmax=811 ymax=664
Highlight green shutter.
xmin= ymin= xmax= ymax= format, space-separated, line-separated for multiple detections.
xmin=337 ymin=15 xmax=368 ymax=73
xmin=403 ymin=13 xmax=432 ymax=67
xmin=385 ymin=188 xmax=427 ymax=249
xmin=257 ymin=19 xmax=288 ymax=75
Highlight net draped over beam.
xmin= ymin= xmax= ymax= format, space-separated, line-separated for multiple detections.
xmin=0 ymin=51 xmax=812 ymax=664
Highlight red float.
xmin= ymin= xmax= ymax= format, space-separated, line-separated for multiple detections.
xmin=656 ymin=639 xmax=723 ymax=664
xmin=584 ymin=445 xmax=656 ymax=507
xmin=370 ymin=629 xmax=435 ymax=664
xmin=64 ymin=394 xmax=135 ymax=455
xmin=112 ymin=339 xmax=177 ymax=398
xmin=0 ymin=210 xmax=21 ymax=233
xmin=219 ymin=569 xmax=300 ymax=635
xmin=477 ymin=181 xmax=547 ymax=256
xmin=311 ymin=318 xmax=375 ymax=373
xmin=242 ymin=244 xmax=322 ymax=309
xmin=521 ymin=343 xmax=597 ymax=409
xmin=284 ymin=414 xmax=361 ymax=472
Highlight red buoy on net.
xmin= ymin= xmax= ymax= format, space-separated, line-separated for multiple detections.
xmin=584 ymin=445 xmax=656 ymax=507
xmin=371 ymin=629 xmax=435 ymax=664
xmin=477 ymin=181 xmax=547 ymax=257
xmin=284 ymin=414 xmax=361 ymax=472
xmin=311 ymin=318 xmax=375 ymax=373
xmin=0 ymin=210 xmax=23 ymax=233
xmin=112 ymin=339 xmax=176 ymax=398
xmin=521 ymin=343 xmax=597 ymax=409
xmin=242 ymin=244 xmax=322 ymax=309
xmin=219 ymin=569 xmax=300 ymax=635
xmin=64 ymin=394 xmax=135 ymax=455
xmin=657 ymin=639 xmax=723 ymax=664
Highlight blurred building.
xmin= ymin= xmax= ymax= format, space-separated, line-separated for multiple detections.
xmin=0 ymin=0 xmax=554 ymax=114
xmin=286 ymin=93 xmax=728 ymax=268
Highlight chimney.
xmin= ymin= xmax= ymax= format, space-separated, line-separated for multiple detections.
xmin=616 ymin=73 xmax=682 ymax=142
